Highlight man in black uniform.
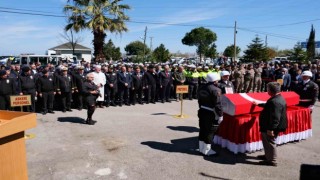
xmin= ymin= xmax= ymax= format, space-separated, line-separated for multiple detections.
xmin=197 ymin=73 xmax=223 ymax=156
xmin=105 ymin=65 xmax=118 ymax=107
xmin=73 ymin=66 xmax=86 ymax=110
xmin=131 ymin=66 xmax=144 ymax=105
xmin=82 ymin=73 xmax=99 ymax=125
xmin=143 ymin=65 xmax=157 ymax=104
xmin=294 ymin=70 xmax=319 ymax=113
xmin=0 ymin=70 xmax=16 ymax=110
xmin=37 ymin=69 xmax=56 ymax=114
xmin=56 ymin=67 xmax=74 ymax=112
xmin=18 ymin=66 xmax=37 ymax=112
xmin=218 ymin=71 xmax=235 ymax=94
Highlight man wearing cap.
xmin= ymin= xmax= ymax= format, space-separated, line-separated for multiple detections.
xmin=36 ymin=69 xmax=56 ymax=114
xmin=253 ymin=63 xmax=263 ymax=92
xmin=294 ymin=70 xmax=319 ymax=112
xmin=187 ymin=65 xmax=200 ymax=100
xmin=218 ymin=71 xmax=234 ymax=94
xmin=105 ymin=65 xmax=118 ymax=107
xmin=73 ymin=66 xmax=86 ymax=110
xmin=93 ymin=65 xmax=106 ymax=108
xmin=56 ymin=67 xmax=74 ymax=112
xmin=243 ymin=64 xmax=255 ymax=93
xmin=0 ymin=70 xmax=16 ymax=110
xmin=143 ymin=65 xmax=157 ymax=104
xmin=18 ymin=66 xmax=37 ymax=112
xmin=197 ymin=73 xmax=223 ymax=156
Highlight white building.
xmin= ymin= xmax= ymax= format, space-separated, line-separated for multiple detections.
xmin=47 ymin=43 xmax=92 ymax=62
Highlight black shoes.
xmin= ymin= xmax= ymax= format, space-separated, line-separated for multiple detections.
xmin=85 ymin=118 xmax=94 ymax=125
xmin=48 ymin=110 xmax=55 ymax=114
xmin=67 ymin=109 xmax=72 ymax=112
xmin=42 ymin=111 xmax=47 ymax=115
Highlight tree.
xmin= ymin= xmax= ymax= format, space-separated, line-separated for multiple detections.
xmin=291 ymin=42 xmax=306 ymax=62
xmin=124 ymin=41 xmax=150 ymax=56
xmin=266 ymin=47 xmax=277 ymax=60
xmin=205 ymin=44 xmax=218 ymax=59
xmin=152 ymin=44 xmax=170 ymax=62
xmin=306 ymin=24 xmax=316 ymax=62
xmin=277 ymin=49 xmax=292 ymax=57
xmin=64 ymin=0 xmax=130 ymax=62
xmin=181 ymin=27 xmax=217 ymax=61
xmin=223 ymin=45 xmax=241 ymax=58
xmin=59 ymin=29 xmax=83 ymax=56
xmin=103 ymin=39 xmax=121 ymax=61
xmin=243 ymin=36 xmax=267 ymax=62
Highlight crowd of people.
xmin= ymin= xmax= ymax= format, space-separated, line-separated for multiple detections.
xmin=0 ymin=60 xmax=319 ymax=117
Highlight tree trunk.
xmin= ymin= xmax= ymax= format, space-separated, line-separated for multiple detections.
xmin=93 ymin=30 xmax=106 ymax=63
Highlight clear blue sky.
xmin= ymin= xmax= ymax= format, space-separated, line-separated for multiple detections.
xmin=0 ymin=0 xmax=319 ymax=56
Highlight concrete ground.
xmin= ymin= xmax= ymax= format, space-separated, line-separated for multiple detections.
xmin=26 ymin=100 xmax=320 ymax=180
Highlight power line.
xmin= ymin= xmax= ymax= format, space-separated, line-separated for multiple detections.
xmin=237 ymin=27 xmax=304 ymax=41
xmin=0 ymin=6 xmax=60 ymax=14
xmin=0 ymin=9 xmax=65 ymax=18
xmin=242 ymin=18 xmax=320 ymax=29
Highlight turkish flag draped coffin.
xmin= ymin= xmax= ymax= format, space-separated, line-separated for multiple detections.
xmin=221 ymin=92 xmax=300 ymax=116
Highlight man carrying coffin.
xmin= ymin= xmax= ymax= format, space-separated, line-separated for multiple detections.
xmin=197 ymin=73 xmax=223 ymax=156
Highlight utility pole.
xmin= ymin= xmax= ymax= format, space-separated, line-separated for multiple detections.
xmin=143 ymin=26 xmax=148 ymax=62
xmin=149 ymin=37 xmax=154 ymax=52
xmin=233 ymin=21 xmax=237 ymax=64
xmin=265 ymin=35 xmax=268 ymax=47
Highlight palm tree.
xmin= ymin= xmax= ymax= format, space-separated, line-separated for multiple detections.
xmin=64 ymin=0 xmax=130 ymax=62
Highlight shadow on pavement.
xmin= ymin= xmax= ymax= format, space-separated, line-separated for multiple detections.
xmin=199 ymin=172 xmax=232 ymax=180
xmin=57 ymin=117 xmax=86 ymax=124
xmin=151 ymin=113 xmax=168 ymax=115
xmin=142 ymin=136 xmax=261 ymax=166
xmin=141 ymin=136 xmax=201 ymax=156
xmin=167 ymin=126 xmax=199 ymax=133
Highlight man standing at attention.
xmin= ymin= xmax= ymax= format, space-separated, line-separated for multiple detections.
xmin=255 ymin=82 xmax=287 ymax=166
xmin=93 ymin=65 xmax=106 ymax=108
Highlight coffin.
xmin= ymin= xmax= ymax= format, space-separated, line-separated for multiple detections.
xmin=221 ymin=92 xmax=299 ymax=116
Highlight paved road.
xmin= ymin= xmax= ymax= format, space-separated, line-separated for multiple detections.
xmin=26 ymin=100 xmax=320 ymax=180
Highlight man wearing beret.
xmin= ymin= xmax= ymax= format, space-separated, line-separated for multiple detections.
xmin=56 ymin=67 xmax=74 ymax=112
xmin=18 ymin=66 xmax=37 ymax=112
xmin=0 ymin=70 xmax=16 ymax=110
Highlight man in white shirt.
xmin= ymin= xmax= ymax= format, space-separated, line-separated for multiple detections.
xmin=93 ymin=65 xmax=106 ymax=108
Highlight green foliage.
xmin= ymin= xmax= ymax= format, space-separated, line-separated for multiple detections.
xmin=291 ymin=42 xmax=307 ymax=62
xmin=124 ymin=41 xmax=150 ymax=56
xmin=103 ymin=39 xmax=121 ymax=61
xmin=307 ymin=25 xmax=316 ymax=61
xmin=205 ymin=44 xmax=218 ymax=59
xmin=152 ymin=44 xmax=171 ymax=63
xmin=243 ymin=36 xmax=268 ymax=62
xmin=64 ymin=0 xmax=130 ymax=61
xmin=277 ymin=49 xmax=293 ymax=57
xmin=223 ymin=45 xmax=241 ymax=57
xmin=266 ymin=47 xmax=277 ymax=60
xmin=181 ymin=27 xmax=217 ymax=60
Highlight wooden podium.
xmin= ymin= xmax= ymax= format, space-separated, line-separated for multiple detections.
xmin=0 ymin=111 xmax=37 ymax=180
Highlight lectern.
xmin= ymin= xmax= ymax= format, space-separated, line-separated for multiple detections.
xmin=0 ymin=111 xmax=37 ymax=180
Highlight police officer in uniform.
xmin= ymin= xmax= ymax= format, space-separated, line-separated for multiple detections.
xmin=73 ymin=66 xmax=86 ymax=110
xmin=143 ymin=65 xmax=157 ymax=104
xmin=197 ymin=73 xmax=223 ymax=156
xmin=37 ymin=69 xmax=56 ymax=114
xmin=218 ymin=71 xmax=234 ymax=94
xmin=105 ymin=65 xmax=118 ymax=106
xmin=56 ymin=67 xmax=74 ymax=112
xmin=187 ymin=65 xmax=200 ymax=100
xmin=0 ymin=70 xmax=16 ymax=110
xmin=294 ymin=70 xmax=319 ymax=113
xmin=18 ymin=66 xmax=37 ymax=112
xmin=82 ymin=73 xmax=99 ymax=125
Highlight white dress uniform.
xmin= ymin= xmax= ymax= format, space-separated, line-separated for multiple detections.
xmin=93 ymin=68 xmax=106 ymax=102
